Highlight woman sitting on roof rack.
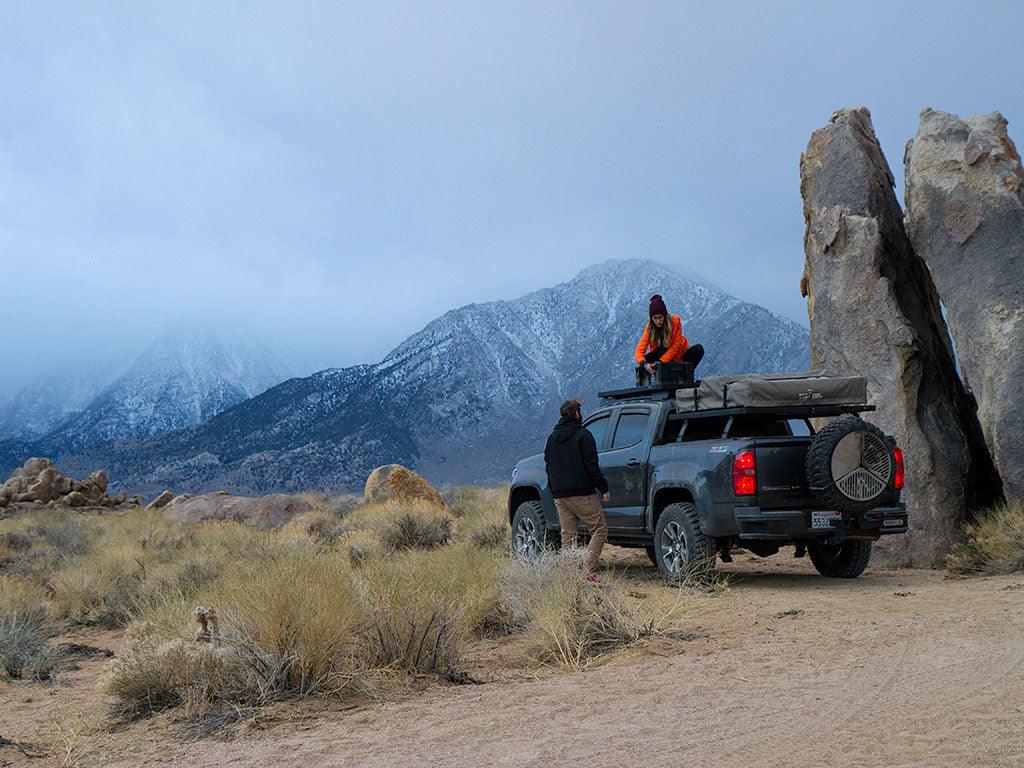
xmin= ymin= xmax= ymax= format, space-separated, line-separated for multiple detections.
xmin=634 ymin=294 xmax=704 ymax=385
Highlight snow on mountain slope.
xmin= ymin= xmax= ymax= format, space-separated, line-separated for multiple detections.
xmin=63 ymin=259 xmax=809 ymax=495
xmin=33 ymin=327 xmax=291 ymax=458
xmin=0 ymin=369 xmax=116 ymax=440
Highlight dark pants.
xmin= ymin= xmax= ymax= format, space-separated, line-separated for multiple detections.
xmin=644 ymin=344 xmax=704 ymax=367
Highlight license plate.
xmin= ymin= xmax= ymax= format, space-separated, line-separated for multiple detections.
xmin=811 ymin=511 xmax=842 ymax=529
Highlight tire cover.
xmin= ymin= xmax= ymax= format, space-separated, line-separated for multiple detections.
xmin=806 ymin=416 xmax=893 ymax=513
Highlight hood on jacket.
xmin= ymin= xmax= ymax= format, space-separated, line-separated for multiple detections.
xmin=552 ymin=414 xmax=582 ymax=443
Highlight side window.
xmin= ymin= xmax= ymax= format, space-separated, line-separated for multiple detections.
xmin=584 ymin=415 xmax=611 ymax=450
xmin=611 ymin=412 xmax=650 ymax=449
xmin=680 ymin=416 xmax=729 ymax=442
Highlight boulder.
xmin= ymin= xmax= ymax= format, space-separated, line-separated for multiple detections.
xmin=364 ymin=464 xmax=444 ymax=507
xmin=0 ymin=457 xmax=126 ymax=510
xmin=83 ymin=469 xmax=109 ymax=496
xmin=904 ymin=108 xmax=1022 ymax=503
xmin=63 ymin=491 xmax=90 ymax=507
xmin=148 ymin=490 xmax=175 ymax=509
xmin=800 ymin=107 xmax=1002 ymax=566
xmin=166 ymin=493 xmax=312 ymax=529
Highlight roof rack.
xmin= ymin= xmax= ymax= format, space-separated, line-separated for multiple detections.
xmin=598 ymin=384 xmax=680 ymax=403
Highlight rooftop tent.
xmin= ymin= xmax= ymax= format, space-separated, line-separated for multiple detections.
xmin=675 ymin=370 xmax=868 ymax=411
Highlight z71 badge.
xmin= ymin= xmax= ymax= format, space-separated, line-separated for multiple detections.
xmin=709 ymin=446 xmax=728 ymax=453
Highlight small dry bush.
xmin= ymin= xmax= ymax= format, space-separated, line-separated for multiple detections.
xmin=449 ymin=487 xmax=509 ymax=549
xmin=105 ymin=548 xmax=368 ymax=719
xmin=500 ymin=552 xmax=646 ymax=669
xmin=345 ymin=500 xmax=453 ymax=552
xmin=676 ymin=555 xmax=731 ymax=594
xmin=336 ymin=529 xmax=385 ymax=566
xmin=359 ymin=542 xmax=504 ymax=679
xmin=0 ymin=576 xmax=60 ymax=680
xmin=948 ymin=501 xmax=1024 ymax=575
xmin=0 ymin=510 xmax=93 ymax=578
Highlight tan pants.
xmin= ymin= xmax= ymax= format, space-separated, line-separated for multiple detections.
xmin=555 ymin=494 xmax=608 ymax=572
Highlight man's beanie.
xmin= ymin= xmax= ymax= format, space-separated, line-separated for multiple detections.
xmin=559 ymin=399 xmax=583 ymax=418
xmin=649 ymin=294 xmax=669 ymax=318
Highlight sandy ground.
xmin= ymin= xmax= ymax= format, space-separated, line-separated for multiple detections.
xmin=3 ymin=551 xmax=1023 ymax=768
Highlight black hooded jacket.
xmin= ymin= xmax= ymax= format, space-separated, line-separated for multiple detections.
xmin=543 ymin=415 xmax=609 ymax=499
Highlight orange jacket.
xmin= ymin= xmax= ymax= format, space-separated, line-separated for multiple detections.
xmin=634 ymin=315 xmax=689 ymax=364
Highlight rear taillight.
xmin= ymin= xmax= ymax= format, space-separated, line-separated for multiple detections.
xmin=733 ymin=450 xmax=756 ymax=496
xmin=892 ymin=447 xmax=905 ymax=490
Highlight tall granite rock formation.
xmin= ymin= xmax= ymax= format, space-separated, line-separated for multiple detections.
xmin=904 ymin=108 xmax=1024 ymax=503
xmin=800 ymin=107 xmax=1002 ymax=566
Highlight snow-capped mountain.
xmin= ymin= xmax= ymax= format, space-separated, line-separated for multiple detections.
xmin=28 ymin=327 xmax=292 ymax=459
xmin=59 ymin=259 xmax=810 ymax=494
xmin=0 ymin=369 xmax=117 ymax=440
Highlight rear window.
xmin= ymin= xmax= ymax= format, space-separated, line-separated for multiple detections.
xmin=726 ymin=416 xmax=815 ymax=438
xmin=680 ymin=417 xmax=729 ymax=441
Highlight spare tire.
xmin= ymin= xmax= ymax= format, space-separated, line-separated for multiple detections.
xmin=806 ymin=416 xmax=893 ymax=513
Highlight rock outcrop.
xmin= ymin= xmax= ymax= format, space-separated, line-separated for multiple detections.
xmin=364 ymin=464 xmax=445 ymax=507
xmin=904 ymin=108 xmax=1024 ymax=503
xmin=0 ymin=458 xmax=132 ymax=509
xmin=164 ymin=493 xmax=312 ymax=529
xmin=800 ymin=107 xmax=1002 ymax=566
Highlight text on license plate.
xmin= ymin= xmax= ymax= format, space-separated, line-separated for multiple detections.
xmin=811 ymin=511 xmax=842 ymax=529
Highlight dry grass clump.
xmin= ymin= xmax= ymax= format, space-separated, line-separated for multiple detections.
xmin=104 ymin=549 xmax=368 ymax=719
xmin=345 ymin=500 xmax=454 ymax=552
xmin=0 ymin=576 xmax=60 ymax=680
xmin=448 ymin=487 xmax=509 ymax=549
xmin=948 ymin=501 xmax=1024 ymax=575
xmin=499 ymin=552 xmax=648 ymax=669
xmin=0 ymin=510 xmax=92 ymax=577
xmin=677 ymin=556 xmax=731 ymax=594
xmin=360 ymin=542 xmax=503 ymax=678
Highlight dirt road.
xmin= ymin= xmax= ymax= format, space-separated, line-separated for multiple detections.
xmin=99 ymin=555 xmax=1024 ymax=768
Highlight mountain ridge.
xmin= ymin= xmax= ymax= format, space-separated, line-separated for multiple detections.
xmin=51 ymin=259 xmax=809 ymax=494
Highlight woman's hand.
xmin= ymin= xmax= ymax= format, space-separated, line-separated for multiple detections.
xmin=644 ymin=363 xmax=656 ymax=374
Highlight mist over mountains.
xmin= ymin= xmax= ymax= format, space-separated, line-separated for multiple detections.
xmin=34 ymin=259 xmax=810 ymax=494
xmin=1 ymin=328 xmax=292 ymax=459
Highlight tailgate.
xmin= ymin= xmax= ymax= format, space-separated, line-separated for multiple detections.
xmin=753 ymin=438 xmax=817 ymax=509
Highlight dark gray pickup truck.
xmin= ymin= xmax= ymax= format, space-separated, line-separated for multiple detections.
xmin=508 ymin=371 xmax=908 ymax=584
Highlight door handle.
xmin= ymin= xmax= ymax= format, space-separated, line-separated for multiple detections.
xmin=626 ymin=459 xmax=642 ymax=467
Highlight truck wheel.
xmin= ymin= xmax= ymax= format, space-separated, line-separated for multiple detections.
xmin=806 ymin=416 xmax=893 ymax=514
xmin=511 ymin=500 xmax=558 ymax=558
xmin=653 ymin=502 xmax=714 ymax=585
xmin=807 ymin=540 xmax=872 ymax=578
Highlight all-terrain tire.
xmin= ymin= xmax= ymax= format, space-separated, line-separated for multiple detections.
xmin=807 ymin=540 xmax=873 ymax=578
xmin=511 ymin=500 xmax=558 ymax=558
xmin=806 ymin=416 xmax=893 ymax=514
xmin=653 ymin=502 xmax=715 ymax=586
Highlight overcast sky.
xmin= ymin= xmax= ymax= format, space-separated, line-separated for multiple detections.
xmin=2 ymin=1 xmax=1022 ymax=397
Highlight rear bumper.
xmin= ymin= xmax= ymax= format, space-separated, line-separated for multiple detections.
xmin=734 ymin=504 xmax=908 ymax=542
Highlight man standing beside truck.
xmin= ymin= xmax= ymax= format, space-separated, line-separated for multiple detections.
xmin=543 ymin=399 xmax=611 ymax=579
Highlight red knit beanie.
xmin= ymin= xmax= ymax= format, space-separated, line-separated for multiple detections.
xmin=649 ymin=294 xmax=668 ymax=318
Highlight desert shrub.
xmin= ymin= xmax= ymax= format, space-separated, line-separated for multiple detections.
xmin=206 ymin=550 xmax=366 ymax=696
xmin=345 ymin=500 xmax=453 ymax=552
xmin=677 ymin=555 xmax=731 ymax=594
xmin=0 ymin=510 xmax=96 ymax=578
xmin=948 ymin=501 xmax=1024 ymax=575
xmin=106 ymin=548 xmax=369 ymax=720
xmin=500 ymin=552 xmax=645 ymax=668
xmin=336 ymin=529 xmax=385 ymax=566
xmin=359 ymin=543 xmax=504 ymax=678
xmin=441 ymin=485 xmax=507 ymax=518
xmin=0 ymin=577 xmax=59 ymax=680
xmin=104 ymin=630 xmax=248 ymax=720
